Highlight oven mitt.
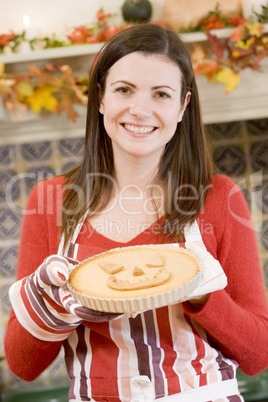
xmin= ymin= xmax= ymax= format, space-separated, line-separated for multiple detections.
xmin=9 ymin=255 xmax=121 ymax=342
xmin=184 ymin=242 xmax=228 ymax=301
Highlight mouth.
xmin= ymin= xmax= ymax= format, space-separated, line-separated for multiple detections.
xmin=122 ymin=123 xmax=157 ymax=135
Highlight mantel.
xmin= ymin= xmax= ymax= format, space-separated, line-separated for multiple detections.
xmin=0 ymin=26 xmax=268 ymax=145
xmin=0 ymin=26 xmax=242 ymax=65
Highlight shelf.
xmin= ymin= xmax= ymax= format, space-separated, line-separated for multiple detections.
xmin=181 ymin=27 xmax=235 ymax=42
xmin=0 ymin=42 xmax=103 ymax=64
xmin=0 ymin=30 xmax=228 ymax=65
xmin=1 ymin=24 xmax=267 ymax=65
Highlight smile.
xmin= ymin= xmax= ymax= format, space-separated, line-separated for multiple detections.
xmin=123 ymin=124 xmax=156 ymax=134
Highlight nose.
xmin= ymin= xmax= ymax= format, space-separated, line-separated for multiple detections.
xmin=129 ymin=94 xmax=152 ymax=119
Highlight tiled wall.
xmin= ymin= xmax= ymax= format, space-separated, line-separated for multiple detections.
xmin=206 ymin=119 xmax=268 ymax=277
xmin=0 ymin=138 xmax=86 ymax=391
xmin=0 ymin=118 xmax=267 ymax=391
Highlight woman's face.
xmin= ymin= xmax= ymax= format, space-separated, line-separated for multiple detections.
xmin=99 ymin=52 xmax=190 ymax=162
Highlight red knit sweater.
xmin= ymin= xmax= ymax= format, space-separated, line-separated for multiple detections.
xmin=4 ymin=174 xmax=268 ymax=381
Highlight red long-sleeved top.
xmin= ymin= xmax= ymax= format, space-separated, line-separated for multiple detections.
xmin=4 ymin=174 xmax=268 ymax=381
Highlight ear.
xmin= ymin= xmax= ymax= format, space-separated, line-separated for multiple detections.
xmin=98 ymin=83 xmax=104 ymax=115
xmin=177 ymin=91 xmax=191 ymax=123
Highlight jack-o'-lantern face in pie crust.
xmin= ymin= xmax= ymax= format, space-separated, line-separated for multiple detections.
xmin=68 ymin=245 xmax=201 ymax=300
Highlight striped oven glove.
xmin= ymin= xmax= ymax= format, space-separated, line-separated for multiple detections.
xmin=9 ymin=255 xmax=120 ymax=341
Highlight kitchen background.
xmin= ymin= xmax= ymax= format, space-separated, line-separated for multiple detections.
xmin=0 ymin=0 xmax=268 ymax=396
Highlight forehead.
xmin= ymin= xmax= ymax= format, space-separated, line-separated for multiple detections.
xmin=105 ymin=52 xmax=183 ymax=86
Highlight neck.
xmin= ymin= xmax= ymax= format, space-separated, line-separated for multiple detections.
xmin=113 ymin=153 xmax=160 ymax=193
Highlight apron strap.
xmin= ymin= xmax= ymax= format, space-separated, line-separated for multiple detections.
xmin=184 ymin=220 xmax=206 ymax=250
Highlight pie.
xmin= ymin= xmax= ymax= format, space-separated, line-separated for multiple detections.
xmin=67 ymin=245 xmax=202 ymax=313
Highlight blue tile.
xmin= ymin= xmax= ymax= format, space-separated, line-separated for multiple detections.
xmin=0 ymin=283 xmax=12 ymax=315
xmin=250 ymin=141 xmax=268 ymax=172
xmin=61 ymin=161 xmax=79 ymax=173
xmin=21 ymin=142 xmax=51 ymax=161
xmin=0 ymin=170 xmax=21 ymax=204
xmin=262 ymin=180 xmax=268 ymax=212
xmin=262 ymin=219 xmax=268 ymax=251
xmin=0 ymin=145 xmax=12 ymax=164
xmin=247 ymin=118 xmax=268 ymax=136
xmin=263 ymin=259 xmax=268 ymax=288
xmin=59 ymin=138 xmax=84 ymax=156
xmin=0 ymin=246 xmax=18 ymax=277
xmin=0 ymin=210 xmax=21 ymax=239
xmin=213 ymin=145 xmax=246 ymax=177
xmin=0 ymin=171 xmax=11 ymax=202
xmin=206 ymin=122 xmax=241 ymax=140
xmin=24 ymin=168 xmax=55 ymax=194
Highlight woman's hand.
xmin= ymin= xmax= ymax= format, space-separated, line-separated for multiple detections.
xmin=9 ymin=255 xmax=121 ymax=341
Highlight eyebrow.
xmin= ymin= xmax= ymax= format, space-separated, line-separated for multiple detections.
xmin=111 ymin=80 xmax=176 ymax=91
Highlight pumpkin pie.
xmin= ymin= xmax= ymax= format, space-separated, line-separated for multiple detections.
xmin=67 ymin=245 xmax=202 ymax=313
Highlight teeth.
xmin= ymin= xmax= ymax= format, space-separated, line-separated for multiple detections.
xmin=124 ymin=124 xmax=155 ymax=134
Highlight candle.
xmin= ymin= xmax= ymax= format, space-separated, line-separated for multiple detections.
xmin=22 ymin=14 xmax=40 ymax=40
xmin=19 ymin=14 xmax=40 ymax=53
xmin=23 ymin=15 xmax=30 ymax=31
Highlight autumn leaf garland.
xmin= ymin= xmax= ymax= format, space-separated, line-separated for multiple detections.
xmin=1 ymin=21 xmax=267 ymax=122
xmin=192 ymin=22 xmax=268 ymax=93
xmin=0 ymin=6 xmax=268 ymax=121
xmin=0 ymin=63 xmax=89 ymax=122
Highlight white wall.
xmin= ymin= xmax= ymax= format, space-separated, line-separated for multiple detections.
xmin=0 ymin=0 xmax=165 ymax=38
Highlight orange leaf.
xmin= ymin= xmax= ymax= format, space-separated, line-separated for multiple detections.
xmin=207 ymin=33 xmax=228 ymax=60
xmin=194 ymin=60 xmax=218 ymax=76
xmin=252 ymin=50 xmax=266 ymax=70
xmin=56 ymin=96 xmax=79 ymax=123
xmin=230 ymin=24 xmax=247 ymax=42
xmin=59 ymin=65 xmax=75 ymax=85
xmin=27 ymin=65 xmax=43 ymax=78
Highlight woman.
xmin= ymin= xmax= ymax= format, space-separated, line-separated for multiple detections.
xmin=5 ymin=24 xmax=268 ymax=401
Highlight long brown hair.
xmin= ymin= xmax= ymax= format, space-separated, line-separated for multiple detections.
xmin=61 ymin=24 xmax=214 ymax=250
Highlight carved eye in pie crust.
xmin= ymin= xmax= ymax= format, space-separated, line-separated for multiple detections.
xmin=98 ymin=261 xmax=124 ymax=274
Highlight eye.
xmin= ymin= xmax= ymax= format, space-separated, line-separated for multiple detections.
xmin=155 ymin=91 xmax=171 ymax=99
xmin=115 ymin=86 xmax=131 ymax=95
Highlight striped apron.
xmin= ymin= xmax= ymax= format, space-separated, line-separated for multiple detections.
xmin=58 ymin=220 xmax=244 ymax=402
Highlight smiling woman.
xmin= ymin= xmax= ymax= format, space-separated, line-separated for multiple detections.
xmin=62 ymin=24 xmax=212 ymax=247
xmin=4 ymin=24 xmax=268 ymax=402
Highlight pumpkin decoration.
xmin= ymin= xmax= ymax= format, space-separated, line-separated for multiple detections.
xmin=163 ymin=0 xmax=242 ymax=32
xmin=122 ymin=0 xmax=152 ymax=23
